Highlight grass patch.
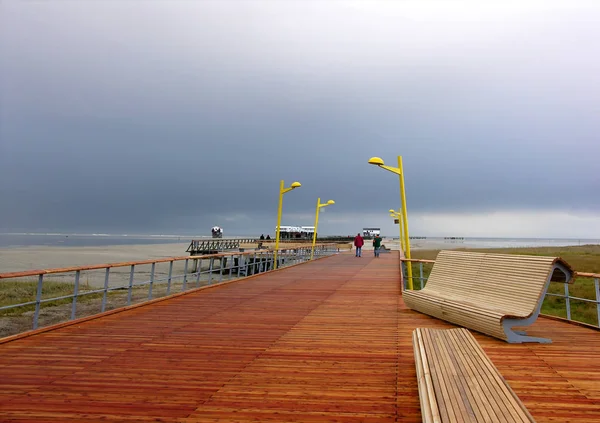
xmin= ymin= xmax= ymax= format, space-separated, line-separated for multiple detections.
xmin=0 ymin=280 xmax=102 ymax=317
xmin=407 ymin=245 xmax=600 ymax=326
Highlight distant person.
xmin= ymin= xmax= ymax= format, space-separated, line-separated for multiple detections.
xmin=266 ymin=234 xmax=271 ymax=240
xmin=354 ymin=233 xmax=364 ymax=257
xmin=260 ymin=234 xmax=265 ymax=240
xmin=373 ymin=234 xmax=383 ymax=258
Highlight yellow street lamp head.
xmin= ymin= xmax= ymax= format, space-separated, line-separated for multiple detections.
xmin=326 ymin=200 xmax=335 ymax=205
xmin=290 ymin=181 xmax=301 ymax=189
xmin=389 ymin=209 xmax=395 ymax=213
xmin=368 ymin=157 xmax=385 ymax=166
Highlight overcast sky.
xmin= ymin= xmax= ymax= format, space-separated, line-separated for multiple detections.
xmin=1 ymin=0 xmax=599 ymax=238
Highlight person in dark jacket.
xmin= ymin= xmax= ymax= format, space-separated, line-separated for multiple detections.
xmin=354 ymin=233 xmax=364 ymax=257
xmin=373 ymin=234 xmax=383 ymax=257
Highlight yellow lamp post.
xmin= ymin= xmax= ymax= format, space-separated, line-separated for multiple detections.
xmin=273 ymin=180 xmax=301 ymax=270
xmin=389 ymin=209 xmax=406 ymax=254
xmin=368 ymin=156 xmax=413 ymax=289
xmin=311 ymin=198 xmax=335 ymax=260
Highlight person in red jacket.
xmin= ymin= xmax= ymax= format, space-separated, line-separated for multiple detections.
xmin=354 ymin=233 xmax=364 ymax=257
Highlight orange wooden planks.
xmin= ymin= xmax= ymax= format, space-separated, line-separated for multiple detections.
xmin=1 ymin=252 xmax=599 ymax=422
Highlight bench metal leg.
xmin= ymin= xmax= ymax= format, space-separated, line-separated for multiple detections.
xmin=502 ymin=262 xmax=572 ymax=344
xmin=503 ymin=302 xmax=552 ymax=343
xmin=502 ymin=326 xmax=552 ymax=343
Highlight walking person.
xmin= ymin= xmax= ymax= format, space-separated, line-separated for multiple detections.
xmin=354 ymin=233 xmax=364 ymax=257
xmin=373 ymin=234 xmax=383 ymax=258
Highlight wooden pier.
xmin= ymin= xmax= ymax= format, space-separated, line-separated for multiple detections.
xmin=1 ymin=253 xmax=599 ymax=422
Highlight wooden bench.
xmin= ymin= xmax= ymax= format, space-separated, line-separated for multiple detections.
xmin=403 ymin=251 xmax=573 ymax=343
xmin=413 ymin=327 xmax=536 ymax=422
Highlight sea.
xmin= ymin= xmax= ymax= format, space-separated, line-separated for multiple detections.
xmin=0 ymin=233 xmax=598 ymax=249
xmin=0 ymin=233 xmax=202 ymax=248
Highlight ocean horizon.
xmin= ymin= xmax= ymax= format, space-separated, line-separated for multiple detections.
xmin=0 ymin=232 xmax=598 ymax=249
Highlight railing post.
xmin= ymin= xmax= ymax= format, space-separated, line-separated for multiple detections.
xmin=419 ymin=262 xmax=424 ymax=290
xmin=166 ymin=261 xmax=173 ymax=295
xmin=182 ymin=259 xmax=189 ymax=291
xmin=208 ymin=257 xmax=214 ymax=284
xmin=564 ymin=282 xmax=571 ymax=321
xmin=195 ymin=258 xmax=202 ymax=287
xmin=148 ymin=262 xmax=155 ymax=300
xmin=127 ymin=265 xmax=135 ymax=305
xmin=101 ymin=268 xmax=110 ymax=313
xmin=219 ymin=257 xmax=224 ymax=282
xmin=595 ymin=278 xmax=600 ymax=326
xmin=228 ymin=254 xmax=234 ymax=279
xmin=33 ymin=274 xmax=44 ymax=330
xmin=71 ymin=270 xmax=81 ymax=320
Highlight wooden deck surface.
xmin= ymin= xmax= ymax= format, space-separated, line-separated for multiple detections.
xmin=1 ymin=252 xmax=599 ymax=422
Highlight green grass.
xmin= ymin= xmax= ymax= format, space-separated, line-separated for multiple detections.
xmin=407 ymin=245 xmax=600 ymax=326
xmin=0 ymin=280 xmax=104 ymax=317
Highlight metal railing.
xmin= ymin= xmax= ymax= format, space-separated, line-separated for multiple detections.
xmin=186 ymin=238 xmax=257 ymax=253
xmin=544 ymin=271 xmax=600 ymax=325
xmin=0 ymin=244 xmax=338 ymax=334
xmin=400 ymin=259 xmax=435 ymax=290
xmin=400 ymin=258 xmax=600 ymax=328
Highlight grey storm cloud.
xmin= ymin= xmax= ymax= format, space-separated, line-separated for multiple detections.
xmin=1 ymin=0 xmax=599 ymax=235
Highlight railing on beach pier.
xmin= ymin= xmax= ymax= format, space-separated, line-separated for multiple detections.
xmin=186 ymin=238 xmax=257 ymax=255
xmin=259 ymin=237 xmax=355 ymax=244
xmin=0 ymin=244 xmax=338 ymax=336
xmin=400 ymin=258 xmax=600 ymax=328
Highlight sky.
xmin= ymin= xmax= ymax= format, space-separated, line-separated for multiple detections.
xmin=1 ymin=0 xmax=599 ymax=238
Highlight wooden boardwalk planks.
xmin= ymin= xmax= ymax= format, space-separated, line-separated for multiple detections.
xmin=1 ymin=252 xmax=599 ymax=422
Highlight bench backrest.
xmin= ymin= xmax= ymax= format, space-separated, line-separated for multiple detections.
xmin=423 ymin=251 xmax=573 ymax=316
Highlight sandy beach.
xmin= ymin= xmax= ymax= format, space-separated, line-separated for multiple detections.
xmin=0 ymin=243 xmax=192 ymax=274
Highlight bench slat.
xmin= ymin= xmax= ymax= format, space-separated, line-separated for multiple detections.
xmin=413 ymin=327 xmax=536 ymax=423
xmin=444 ymin=329 xmax=504 ymax=423
xmin=423 ymin=328 xmax=477 ymax=422
xmin=448 ymin=329 xmax=523 ymax=423
xmin=414 ymin=329 xmax=442 ymax=423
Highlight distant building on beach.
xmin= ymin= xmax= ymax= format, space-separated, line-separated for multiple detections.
xmin=362 ymin=227 xmax=381 ymax=238
xmin=275 ymin=226 xmax=315 ymax=239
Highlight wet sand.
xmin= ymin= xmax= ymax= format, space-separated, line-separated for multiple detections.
xmin=0 ymin=243 xmax=192 ymax=274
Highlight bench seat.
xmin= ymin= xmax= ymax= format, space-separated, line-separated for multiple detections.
xmin=404 ymin=251 xmax=573 ymax=343
xmin=413 ymin=327 xmax=536 ymax=423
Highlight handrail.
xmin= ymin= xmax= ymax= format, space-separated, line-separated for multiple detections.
xmin=576 ymin=271 xmax=600 ymax=278
xmin=0 ymin=254 xmax=229 ymax=279
xmin=400 ymin=258 xmax=436 ymax=264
